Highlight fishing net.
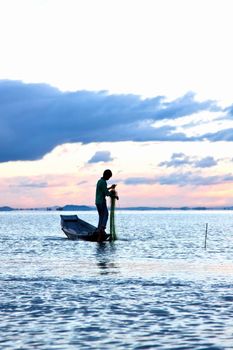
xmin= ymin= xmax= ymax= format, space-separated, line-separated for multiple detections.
xmin=110 ymin=190 xmax=117 ymax=240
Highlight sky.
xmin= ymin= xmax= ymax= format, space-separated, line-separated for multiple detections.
xmin=0 ymin=0 xmax=233 ymax=208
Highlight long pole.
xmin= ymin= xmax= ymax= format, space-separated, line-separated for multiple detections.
xmin=204 ymin=223 xmax=208 ymax=249
xmin=110 ymin=190 xmax=117 ymax=240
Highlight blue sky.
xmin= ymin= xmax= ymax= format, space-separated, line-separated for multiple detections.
xmin=0 ymin=0 xmax=233 ymax=208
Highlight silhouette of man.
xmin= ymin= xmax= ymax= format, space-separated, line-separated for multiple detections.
xmin=95 ymin=169 xmax=118 ymax=241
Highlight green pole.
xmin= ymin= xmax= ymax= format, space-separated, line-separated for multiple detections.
xmin=110 ymin=190 xmax=117 ymax=240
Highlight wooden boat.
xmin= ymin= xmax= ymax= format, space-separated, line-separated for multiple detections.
xmin=60 ymin=215 xmax=110 ymax=241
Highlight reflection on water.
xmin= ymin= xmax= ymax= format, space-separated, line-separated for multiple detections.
xmin=1 ymin=210 xmax=233 ymax=349
xmin=95 ymin=242 xmax=119 ymax=275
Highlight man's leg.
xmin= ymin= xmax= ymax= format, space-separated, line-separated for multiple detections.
xmin=96 ymin=204 xmax=103 ymax=230
xmin=96 ymin=202 xmax=108 ymax=241
xmin=96 ymin=203 xmax=105 ymax=241
xmin=101 ymin=201 xmax=109 ymax=230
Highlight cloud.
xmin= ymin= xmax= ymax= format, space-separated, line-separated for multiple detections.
xmin=8 ymin=175 xmax=66 ymax=189
xmin=124 ymin=177 xmax=157 ymax=185
xmin=9 ymin=180 xmax=49 ymax=188
xmin=159 ymin=153 xmax=218 ymax=168
xmin=124 ymin=172 xmax=233 ymax=187
xmin=201 ymin=128 xmax=233 ymax=141
xmin=194 ymin=156 xmax=217 ymax=168
xmin=88 ymin=151 xmax=114 ymax=163
xmin=159 ymin=153 xmax=191 ymax=167
xmin=157 ymin=172 xmax=233 ymax=186
xmin=77 ymin=180 xmax=87 ymax=186
xmin=0 ymin=80 xmax=219 ymax=162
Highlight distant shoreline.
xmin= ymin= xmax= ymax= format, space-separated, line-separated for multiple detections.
xmin=1 ymin=204 xmax=233 ymax=211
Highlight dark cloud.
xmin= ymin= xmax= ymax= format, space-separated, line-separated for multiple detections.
xmin=224 ymin=104 xmax=233 ymax=115
xmin=124 ymin=172 xmax=233 ymax=187
xmin=0 ymin=80 xmax=219 ymax=162
xmin=88 ymin=151 xmax=114 ymax=163
xmin=194 ymin=156 xmax=217 ymax=168
xmin=124 ymin=177 xmax=157 ymax=185
xmin=201 ymin=128 xmax=233 ymax=141
xmin=159 ymin=153 xmax=191 ymax=167
xmin=159 ymin=153 xmax=218 ymax=168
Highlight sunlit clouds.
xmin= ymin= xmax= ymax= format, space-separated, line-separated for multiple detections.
xmin=1 ymin=140 xmax=233 ymax=208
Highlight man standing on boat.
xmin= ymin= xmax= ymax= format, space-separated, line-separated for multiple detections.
xmin=95 ymin=169 xmax=118 ymax=241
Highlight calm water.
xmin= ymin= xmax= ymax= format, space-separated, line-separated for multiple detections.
xmin=1 ymin=210 xmax=233 ymax=349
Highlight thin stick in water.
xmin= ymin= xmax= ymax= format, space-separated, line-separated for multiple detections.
xmin=204 ymin=223 xmax=208 ymax=249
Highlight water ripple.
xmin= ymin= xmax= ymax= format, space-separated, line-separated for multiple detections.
xmin=1 ymin=211 xmax=233 ymax=349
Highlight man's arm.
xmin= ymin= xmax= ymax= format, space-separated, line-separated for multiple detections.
xmin=107 ymin=184 xmax=117 ymax=190
xmin=102 ymin=181 xmax=112 ymax=197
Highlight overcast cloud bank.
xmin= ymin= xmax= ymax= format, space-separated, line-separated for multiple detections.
xmin=0 ymin=80 xmax=229 ymax=162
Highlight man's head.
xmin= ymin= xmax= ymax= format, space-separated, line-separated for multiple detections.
xmin=103 ymin=169 xmax=112 ymax=180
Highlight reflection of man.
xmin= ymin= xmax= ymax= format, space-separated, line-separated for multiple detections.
xmin=96 ymin=243 xmax=118 ymax=274
xmin=95 ymin=169 xmax=118 ymax=241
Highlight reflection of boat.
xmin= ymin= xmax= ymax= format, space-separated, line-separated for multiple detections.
xmin=60 ymin=215 xmax=110 ymax=241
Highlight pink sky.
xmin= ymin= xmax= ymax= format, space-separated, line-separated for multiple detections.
xmin=1 ymin=141 xmax=233 ymax=208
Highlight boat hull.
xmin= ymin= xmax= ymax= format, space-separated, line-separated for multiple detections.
xmin=60 ymin=215 xmax=110 ymax=241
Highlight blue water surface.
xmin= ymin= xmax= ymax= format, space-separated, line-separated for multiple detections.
xmin=0 ymin=210 xmax=233 ymax=349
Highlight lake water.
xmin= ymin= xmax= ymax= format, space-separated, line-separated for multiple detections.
xmin=1 ymin=210 xmax=233 ymax=349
